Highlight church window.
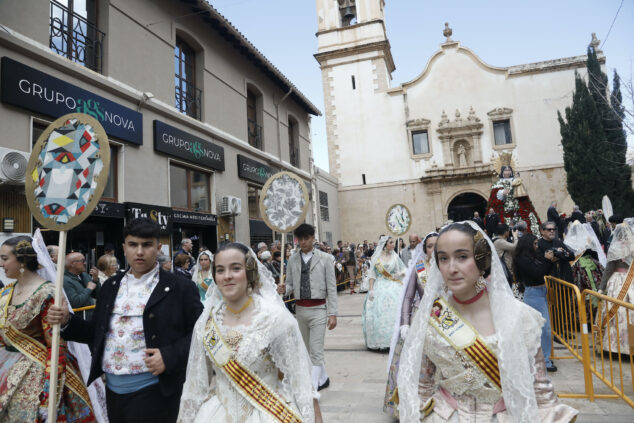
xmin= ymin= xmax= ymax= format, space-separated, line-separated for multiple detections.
xmin=247 ymin=87 xmax=263 ymax=149
xmin=339 ymin=0 xmax=357 ymax=27
xmin=493 ymin=120 xmax=512 ymax=145
xmin=351 ymin=75 xmax=356 ymax=89
xmin=288 ymin=116 xmax=299 ymax=167
xmin=319 ymin=190 xmax=329 ymax=222
xmin=412 ymin=130 xmax=430 ymax=155
xmin=362 ymin=174 xmax=366 ymax=185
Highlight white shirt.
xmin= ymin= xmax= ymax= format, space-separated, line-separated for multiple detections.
xmin=102 ymin=266 xmax=160 ymax=375
xmin=301 ymin=250 xmax=313 ymax=264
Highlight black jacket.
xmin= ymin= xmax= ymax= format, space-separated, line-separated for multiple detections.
xmin=62 ymin=269 xmax=203 ymax=397
xmin=537 ymin=238 xmax=575 ymax=283
xmin=514 ymin=254 xmax=552 ymax=288
xmin=485 ymin=213 xmax=500 ymax=236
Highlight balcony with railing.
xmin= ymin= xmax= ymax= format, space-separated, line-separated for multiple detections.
xmin=175 ymin=84 xmax=202 ymax=120
xmin=49 ymin=0 xmax=104 ymax=73
xmin=248 ymin=119 xmax=263 ymax=150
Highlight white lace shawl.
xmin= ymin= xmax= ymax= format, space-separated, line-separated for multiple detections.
xmin=178 ymin=247 xmax=315 ymax=422
xmin=397 ymin=221 xmax=541 ymax=422
xmin=607 ymin=223 xmax=634 ymax=266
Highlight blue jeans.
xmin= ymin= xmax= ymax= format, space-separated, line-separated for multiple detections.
xmin=523 ymin=285 xmax=553 ymax=367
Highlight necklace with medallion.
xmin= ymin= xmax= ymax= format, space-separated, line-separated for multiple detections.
xmin=226 ymin=296 xmax=253 ymax=321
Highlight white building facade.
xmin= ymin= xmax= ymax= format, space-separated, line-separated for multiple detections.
xmin=315 ymin=0 xmax=605 ymax=242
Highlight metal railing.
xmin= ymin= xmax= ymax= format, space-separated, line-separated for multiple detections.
xmin=545 ymin=275 xmax=634 ymax=407
xmin=176 ymin=85 xmax=202 ymax=120
xmin=247 ymin=119 xmax=263 ymax=149
xmin=49 ymin=0 xmax=104 ymax=73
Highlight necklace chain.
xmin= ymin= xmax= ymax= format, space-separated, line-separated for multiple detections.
xmin=226 ymin=296 xmax=253 ymax=318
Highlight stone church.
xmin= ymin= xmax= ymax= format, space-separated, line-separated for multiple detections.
xmin=314 ymin=0 xmax=606 ymax=242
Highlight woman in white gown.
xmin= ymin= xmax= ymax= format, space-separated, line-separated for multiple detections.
xmin=178 ymin=242 xmax=321 ymax=423
xmin=190 ymin=250 xmax=214 ymax=300
xmin=362 ymin=236 xmax=406 ymax=350
xmin=397 ymin=222 xmax=577 ymax=422
xmin=598 ymin=223 xmax=634 ymax=354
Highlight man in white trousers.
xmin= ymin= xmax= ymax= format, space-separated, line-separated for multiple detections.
xmin=279 ymin=223 xmax=337 ymax=391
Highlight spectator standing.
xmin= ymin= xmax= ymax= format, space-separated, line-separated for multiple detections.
xmin=515 ymin=220 xmax=528 ymax=238
xmin=472 ymin=211 xmax=484 ymax=229
xmin=484 ymin=208 xmax=500 ymax=237
xmin=513 ymin=233 xmax=557 ymax=372
xmin=173 ymin=238 xmax=194 ymax=271
xmin=261 ymin=250 xmax=280 ymax=283
xmin=569 ymin=205 xmax=584 ymax=224
xmin=492 ymin=224 xmax=518 ymax=282
xmin=48 ymin=218 xmax=203 ymax=423
xmin=157 ymin=254 xmax=172 ymax=272
xmin=344 ymin=243 xmax=358 ymax=293
xmin=104 ymin=242 xmax=122 ymax=271
xmin=547 ymin=201 xmax=564 ymax=239
xmin=174 ymin=253 xmax=193 ymax=280
xmin=537 ymin=221 xmax=575 ymax=283
xmin=400 ymin=234 xmax=420 ymax=267
xmin=64 ymin=252 xmax=99 ymax=319
xmin=96 ymin=254 xmax=118 ymax=285
xmin=47 ymin=244 xmax=59 ymax=264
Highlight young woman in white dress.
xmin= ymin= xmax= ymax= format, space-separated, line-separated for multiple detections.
xmin=397 ymin=222 xmax=577 ymax=422
xmin=178 ymin=243 xmax=322 ymax=422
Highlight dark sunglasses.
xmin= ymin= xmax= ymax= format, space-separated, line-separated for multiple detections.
xmin=544 ymin=228 xmax=556 ymax=232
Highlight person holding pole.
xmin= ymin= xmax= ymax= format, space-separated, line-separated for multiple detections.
xmin=0 ymin=235 xmax=95 ymax=421
xmin=278 ymin=223 xmax=337 ymax=391
xmin=47 ymin=218 xmax=203 ymax=422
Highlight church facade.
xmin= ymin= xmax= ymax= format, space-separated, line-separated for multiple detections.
xmin=315 ymin=0 xmax=606 ymax=242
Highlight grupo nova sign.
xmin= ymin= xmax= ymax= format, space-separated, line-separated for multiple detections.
xmin=153 ymin=120 xmax=225 ymax=171
xmin=237 ymin=154 xmax=277 ymax=185
xmin=1 ymin=57 xmax=143 ymax=144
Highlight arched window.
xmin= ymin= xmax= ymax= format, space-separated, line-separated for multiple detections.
xmin=175 ymin=37 xmax=201 ymax=119
xmin=288 ymin=116 xmax=299 ymax=167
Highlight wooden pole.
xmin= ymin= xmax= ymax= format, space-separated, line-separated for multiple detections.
xmin=48 ymin=230 xmax=67 ymax=422
xmin=280 ymin=233 xmax=286 ymax=289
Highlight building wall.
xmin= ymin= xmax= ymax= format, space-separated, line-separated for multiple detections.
xmin=0 ymin=0 xmax=318 ymax=253
xmin=315 ymin=167 xmax=341 ymax=246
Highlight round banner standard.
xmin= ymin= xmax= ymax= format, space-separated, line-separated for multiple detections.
xmin=386 ymin=203 xmax=411 ymax=236
xmin=26 ymin=113 xmax=110 ymax=231
xmin=259 ymin=171 xmax=310 ymax=233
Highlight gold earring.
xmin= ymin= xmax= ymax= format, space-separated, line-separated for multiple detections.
xmin=474 ymin=276 xmax=486 ymax=294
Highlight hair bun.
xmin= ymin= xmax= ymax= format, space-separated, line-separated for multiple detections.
xmin=15 ymin=240 xmax=36 ymax=258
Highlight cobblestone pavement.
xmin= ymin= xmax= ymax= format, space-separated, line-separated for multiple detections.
xmin=318 ymin=291 xmax=634 ymax=422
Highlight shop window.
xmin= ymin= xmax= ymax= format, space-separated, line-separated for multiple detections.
xmin=248 ymin=185 xmax=262 ymax=220
xmin=49 ymin=0 xmax=104 ymax=73
xmin=493 ymin=120 xmax=513 ymax=145
xmin=175 ymin=37 xmax=201 ymax=120
xmin=100 ymin=145 xmax=118 ymax=201
xmin=170 ymin=164 xmax=210 ymax=211
xmin=319 ymin=190 xmax=329 ymax=222
xmin=412 ymin=130 xmax=430 ymax=155
xmin=288 ymin=116 xmax=299 ymax=167
xmin=247 ymin=87 xmax=263 ymax=149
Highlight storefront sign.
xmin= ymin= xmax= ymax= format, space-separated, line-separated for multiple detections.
xmin=153 ymin=120 xmax=225 ymax=171
xmin=172 ymin=209 xmax=217 ymax=226
xmin=92 ymin=201 xmax=126 ymax=218
xmin=125 ymin=202 xmax=172 ymax=234
xmin=1 ymin=57 xmax=143 ymax=144
xmin=237 ymin=155 xmax=276 ymax=185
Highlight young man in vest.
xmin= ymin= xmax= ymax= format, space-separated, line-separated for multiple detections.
xmin=48 ymin=217 xmax=203 ymax=422
xmin=279 ymin=223 xmax=337 ymax=390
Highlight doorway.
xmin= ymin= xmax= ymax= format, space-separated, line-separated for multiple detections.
xmin=447 ymin=192 xmax=487 ymax=222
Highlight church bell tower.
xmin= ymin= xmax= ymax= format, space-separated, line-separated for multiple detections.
xmin=314 ymin=0 xmax=395 ymax=181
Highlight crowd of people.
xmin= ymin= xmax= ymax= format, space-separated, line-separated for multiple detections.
xmin=0 ymin=196 xmax=632 ymax=422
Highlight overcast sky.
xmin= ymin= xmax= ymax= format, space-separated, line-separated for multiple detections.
xmin=213 ymin=0 xmax=634 ymax=172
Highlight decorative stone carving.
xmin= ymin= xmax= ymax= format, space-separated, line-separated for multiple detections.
xmin=443 ymin=22 xmax=453 ymax=42
xmin=439 ymin=110 xmax=450 ymax=127
xmin=590 ymin=33 xmax=600 ymax=52
xmin=487 ymin=108 xmax=513 ymax=118
xmin=406 ymin=118 xmax=431 ymax=128
xmin=468 ymin=106 xmax=480 ymax=122
xmin=435 ymin=108 xmax=484 ymax=169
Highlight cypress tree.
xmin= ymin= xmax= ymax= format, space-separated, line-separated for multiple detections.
xmin=558 ymin=73 xmax=606 ymax=211
xmin=558 ymin=46 xmax=634 ymax=214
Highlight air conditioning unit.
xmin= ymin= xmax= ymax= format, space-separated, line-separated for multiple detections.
xmin=219 ymin=195 xmax=242 ymax=216
xmin=0 ymin=147 xmax=29 ymax=184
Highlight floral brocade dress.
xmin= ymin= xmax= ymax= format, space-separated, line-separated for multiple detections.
xmin=487 ymin=177 xmax=541 ymax=234
xmin=598 ymin=269 xmax=634 ymax=354
xmin=0 ymin=281 xmax=94 ymax=422
xmin=362 ymin=253 xmax=406 ymax=350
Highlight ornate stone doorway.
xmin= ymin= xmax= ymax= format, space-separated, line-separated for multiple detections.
xmin=447 ymin=192 xmax=487 ymax=222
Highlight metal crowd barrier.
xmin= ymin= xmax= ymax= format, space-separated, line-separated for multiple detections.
xmin=545 ymin=275 xmax=634 ymax=408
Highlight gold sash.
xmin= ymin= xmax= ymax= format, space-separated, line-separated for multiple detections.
xmin=204 ymin=314 xmax=304 ymax=423
xmin=601 ymin=262 xmax=634 ymax=329
xmin=0 ymin=285 xmax=92 ymax=409
xmin=375 ymin=261 xmax=402 ymax=284
xmin=428 ymin=297 xmax=502 ymax=391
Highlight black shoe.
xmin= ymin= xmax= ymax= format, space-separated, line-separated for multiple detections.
xmin=546 ymin=364 xmax=558 ymax=372
xmin=318 ymin=378 xmax=330 ymax=391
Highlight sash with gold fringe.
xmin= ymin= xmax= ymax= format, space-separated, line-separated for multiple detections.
xmin=601 ymin=262 xmax=634 ymax=329
xmin=0 ymin=285 xmax=92 ymax=409
xmin=375 ymin=261 xmax=402 ymax=284
xmin=428 ymin=297 xmax=502 ymax=391
xmin=204 ymin=314 xmax=304 ymax=423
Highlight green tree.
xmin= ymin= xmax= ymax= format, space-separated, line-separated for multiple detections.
xmin=558 ymin=47 xmax=634 ymax=214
